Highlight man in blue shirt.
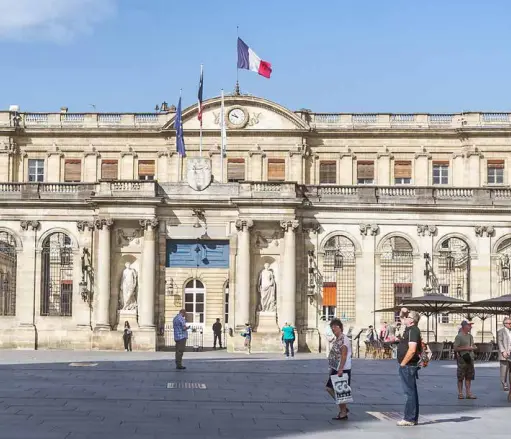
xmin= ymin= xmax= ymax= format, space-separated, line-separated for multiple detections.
xmin=173 ymin=309 xmax=188 ymax=370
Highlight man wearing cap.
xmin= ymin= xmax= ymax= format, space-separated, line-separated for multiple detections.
xmin=453 ymin=320 xmax=476 ymax=399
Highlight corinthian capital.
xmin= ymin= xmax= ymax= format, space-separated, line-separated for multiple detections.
xmin=417 ymin=225 xmax=437 ymax=237
xmin=94 ymin=218 xmax=114 ymax=230
xmin=360 ymin=224 xmax=379 ymax=236
xmin=280 ymin=220 xmax=299 ymax=232
xmin=20 ymin=220 xmax=40 ymax=231
xmin=235 ymin=218 xmax=254 ymax=232
xmin=139 ymin=218 xmax=159 ymax=230
xmin=475 ymin=225 xmax=495 ymax=238
xmin=77 ymin=221 xmax=95 ymax=232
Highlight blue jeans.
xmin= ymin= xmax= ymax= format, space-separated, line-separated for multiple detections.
xmin=398 ymin=365 xmax=419 ymax=423
xmin=285 ymin=339 xmax=294 ymax=357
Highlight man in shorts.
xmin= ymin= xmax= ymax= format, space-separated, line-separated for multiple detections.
xmin=453 ymin=320 xmax=476 ymax=399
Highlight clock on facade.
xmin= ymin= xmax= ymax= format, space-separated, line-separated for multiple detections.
xmin=227 ymin=106 xmax=249 ymax=129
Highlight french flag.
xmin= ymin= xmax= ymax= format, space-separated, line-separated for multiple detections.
xmin=237 ymin=38 xmax=272 ymax=79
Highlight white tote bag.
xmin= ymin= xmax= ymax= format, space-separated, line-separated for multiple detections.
xmin=330 ymin=374 xmax=354 ymax=404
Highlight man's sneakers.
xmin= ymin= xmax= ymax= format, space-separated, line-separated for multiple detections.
xmin=397 ymin=420 xmax=416 ymax=427
xmin=176 ymin=366 xmax=186 ymax=370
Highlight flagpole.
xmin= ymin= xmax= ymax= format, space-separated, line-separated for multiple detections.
xmin=199 ymin=64 xmax=203 ymax=157
xmin=235 ymin=26 xmax=240 ymax=95
xmin=178 ymin=89 xmax=182 ymax=181
xmin=221 ymin=89 xmax=224 ymax=182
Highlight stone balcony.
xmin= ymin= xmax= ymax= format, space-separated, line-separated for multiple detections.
xmin=0 ymin=181 xmax=510 ymax=208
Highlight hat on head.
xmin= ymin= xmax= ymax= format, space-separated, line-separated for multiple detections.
xmin=461 ymin=320 xmax=473 ymax=327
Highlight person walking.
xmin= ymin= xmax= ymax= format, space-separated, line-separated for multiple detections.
xmin=396 ymin=309 xmax=422 ymax=427
xmin=282 ymin=322 xmax=296 ymax=358
xmin=454 ymin=320 xmax=477 ymax=399
xmin=212 ymin=318 xmax=223 ymax=349
xmin=325 ymin=323 xmax=336 ymax=357
xmin=122 ymin=321 xmax=132 ymax=352
xmin=173 ymin=309 xmax=189 ymax=370
xmin=242 ymin=322 xmax=252 ymax=354
xmin=497 ymin=317 xmax=511 ymax=392
xmin=325 ymin=318 xmax=352 ymax=421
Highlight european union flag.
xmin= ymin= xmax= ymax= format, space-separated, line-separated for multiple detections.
xmin=175 ymin=96 xmax=186 ymax=157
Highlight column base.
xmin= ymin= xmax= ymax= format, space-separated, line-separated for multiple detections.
xmin=256 ymin=312 xmax=279 ymax=333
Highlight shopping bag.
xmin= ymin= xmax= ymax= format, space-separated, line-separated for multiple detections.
xmin=330 ymin=374 xmax=353 ymax=404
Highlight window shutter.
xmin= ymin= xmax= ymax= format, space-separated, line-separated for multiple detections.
xmin=227 ymin=158 xmax=245 ymax=181
xmin=64 ymin=159 xmax=81 ymax=182
xmin=322 ymin=282 xmax=337 ymax=306
xmin=101 ymin=160 xmax=118 ymax=180
xmin=488 ymin=159 xmax=505 ymax=169
xmin=433 ymin=160 xmax=449 ymax=166
xmin=319 ymin=161 xmax=337 ymax=184
xmin=394 ymin=160 xmax=412 ymax=179
xmin=357 ymin=161 xmax=374 ymax=179
xmin=267 ymin=159 xmax=285 ymax=181
xmin=138 ymin=160 xmax=155 ymax=176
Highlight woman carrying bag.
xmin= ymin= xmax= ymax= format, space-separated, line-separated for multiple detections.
xmin=325 ymin=318 xmax=352 ymax=421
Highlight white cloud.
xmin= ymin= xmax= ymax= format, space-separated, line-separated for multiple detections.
xmin=0 ymin=0 xmax=117 ymax=42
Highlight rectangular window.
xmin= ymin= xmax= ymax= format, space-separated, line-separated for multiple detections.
xmin=227 ymin=158 xmax=245 ymax=182
xmin=432 ymin=161 xmax=449 ymax=185
xmin=138 ymin=160 xmax=155 ymax=181
xmin=319 ymin=161 xmax=337 ymax=184
xmin=267 ymin=159 xmax=285 ymax=181
xmin=322 ymin=306 xmax=336 ymax=321
xmin=394 ymin=160 xmax=412 ymax=184
xmin=28 ymin=159 xmax=44 ymax=182
xmin=101 ymin=160 xmax=118 ymax=180
xmin=166 ymin=239 xmax=230 ymax=268
xmin=487 ymin=160 xmax=504 ymax=184
xmin=64 ymin=159 xmax=81 ymax=182
xmin=357 ymin=160 xmax=374 ymax=184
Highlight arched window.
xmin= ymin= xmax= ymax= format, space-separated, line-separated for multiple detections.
xmin=380 ymin=236 xmax=414 ymax=322
xmin=322 ymin=235 xmax=356 ymax=321
xmin=41 ymin=232 xmax=73 ymax=316
xmin=184 ymin=279 xmax=205 ymax=324
xmin=496 ymin=237 xmax=511 ymax=296
xmin=0 ymin=232 xmax=17 ymax=316
xmin=436 ymin=237 xmax=470 ymax=301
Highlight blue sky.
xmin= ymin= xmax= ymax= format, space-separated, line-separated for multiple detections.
xmin=1 ymin=0 xmax=510 ymax=113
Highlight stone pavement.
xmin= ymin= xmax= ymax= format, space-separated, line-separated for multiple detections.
xmin=0 ymin=350 xmax=508 ymax=439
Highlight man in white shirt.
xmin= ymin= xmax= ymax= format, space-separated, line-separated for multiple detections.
xmin=497 ymin=317 xmax=511 ymax=391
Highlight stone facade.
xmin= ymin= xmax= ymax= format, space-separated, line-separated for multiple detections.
xmin=0 ymin=96 xmax=510 ymax=351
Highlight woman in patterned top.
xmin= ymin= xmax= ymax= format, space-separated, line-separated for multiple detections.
xmin=325 ymin=318 xmax=352 ymax=421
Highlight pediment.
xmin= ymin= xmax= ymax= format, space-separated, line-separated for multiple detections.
xmin=162 ymin=95 xmax=310 ymax=132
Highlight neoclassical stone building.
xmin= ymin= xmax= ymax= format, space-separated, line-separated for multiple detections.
xmin=0 ymin=94 xmax=510 ymax=351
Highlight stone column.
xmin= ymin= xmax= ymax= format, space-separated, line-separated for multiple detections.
xmin=289 ymin=150 xmax=304 ymax=183
xmin=472 ymin=225 xmax=494 ymax=303
xmin=235 ymin=219 xmax=253 ymax=327
xmin=466 ymin=152 xmax=482 ymax=187
xmin=139 ymin=218 xmax=158 ymax=328
xmin=280 ymin=220 xmax=299 ymax=325
xmin=157 ymin=151 xmax=170 ymax=182
xmin=357 ymin=224 xmax=379 ymax=328
xmin=18 ymin=221 xmax=40 ymax=327
xmin=452 ymin=154 xmax=464 ymax=187
xmin=120 ymin=151 xmax=135 ymax=180
xmin=94 ymin=218 xmax=113 ymax=329
xmin=339 ymin=153 xmax=354 ymax=184
xmin=377 ymin=152 xmax=392 ymax=185
xmin=83 ymin=153 xmax=98 ymax=182
xmin=248 ymin=150 xmax=264 ymax=181
xmin=414 ymin=152 xmax=431 ymax=186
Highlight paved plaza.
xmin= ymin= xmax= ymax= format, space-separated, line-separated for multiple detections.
xmin=0 ymin=350 xmax=508 ymax=439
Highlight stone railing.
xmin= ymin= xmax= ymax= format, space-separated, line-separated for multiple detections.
xmin=305 ymin=112 xmax=511 ymax=130
xmin=238 ymin=181 xmax=299 ymax=199
xmin=304 ymin=185 xmax=511 ymax=206
xmin=0 ymin=181 xmax=160 ymax=201
xmin=0 ymin=111 xmax=173 ymax=129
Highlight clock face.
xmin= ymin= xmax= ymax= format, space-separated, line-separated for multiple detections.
xmin=228 ymin=108 xmax=246 ymax=126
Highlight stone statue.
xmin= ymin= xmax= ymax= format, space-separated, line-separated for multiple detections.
xmin=120 ymin=262 xmax=137 ymax=311
xmin=258 ymin=263 xmax=276 ymax=312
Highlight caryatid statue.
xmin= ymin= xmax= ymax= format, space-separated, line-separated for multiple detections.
xmin=258 ymin=263 xmax=277 ymax=312
xmin=120 ymin=262 xmax=138 ymax=311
